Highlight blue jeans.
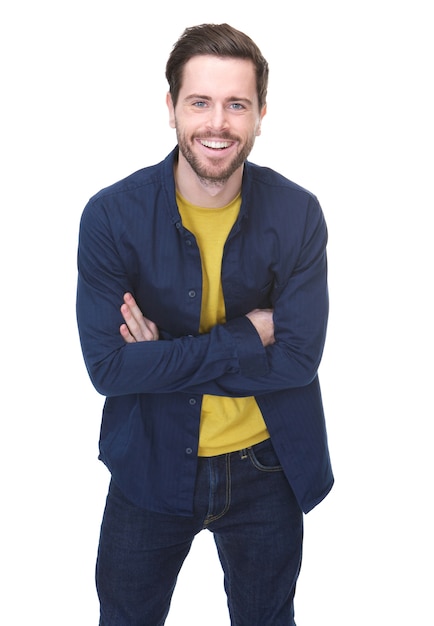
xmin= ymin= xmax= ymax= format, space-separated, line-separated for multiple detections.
xmin=96 ymin=439 xmax=303 ymax=625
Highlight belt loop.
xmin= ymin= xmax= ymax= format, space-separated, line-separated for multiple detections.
xmin=240 ymin=448 xmax=248 ymax=460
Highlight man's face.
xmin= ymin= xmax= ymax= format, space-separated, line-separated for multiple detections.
xmin=167 ymin=55 xmax=266 ymax=185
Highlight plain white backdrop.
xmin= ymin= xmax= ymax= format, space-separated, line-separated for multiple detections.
xmin=1 ymin=1 xmax=433 ymax=624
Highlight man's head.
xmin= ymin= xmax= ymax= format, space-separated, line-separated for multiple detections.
xmin=166 ymin=23 xmax=269 ymax=111
xmin=165 ymin=24 xmax=269 ymax=192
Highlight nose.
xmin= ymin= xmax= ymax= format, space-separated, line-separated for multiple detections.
xmin=206 ymin=104 xmax=228 ymax=131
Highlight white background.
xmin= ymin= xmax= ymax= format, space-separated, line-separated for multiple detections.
xmin=1 ymin=1 xmax=433 ymax=624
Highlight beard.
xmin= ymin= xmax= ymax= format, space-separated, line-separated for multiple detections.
xmin=176 ymin=129 xmax=256 ymax=185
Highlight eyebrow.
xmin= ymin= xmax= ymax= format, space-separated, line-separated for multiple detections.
xmin=183 ymin=94 xmax=254 ymax=106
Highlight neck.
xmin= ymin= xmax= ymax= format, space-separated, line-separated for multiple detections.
xmin=174 ymin=153 xmax=243 ymax=209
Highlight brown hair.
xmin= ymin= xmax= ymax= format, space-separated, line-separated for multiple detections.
xmin=165 ymin=23 xmax=269 ymax=109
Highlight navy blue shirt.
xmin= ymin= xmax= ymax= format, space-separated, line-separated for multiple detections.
xmin=76 ymin=147 xmax=333 ymax=515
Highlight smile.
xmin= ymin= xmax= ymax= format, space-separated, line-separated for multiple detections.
xmin=200 ymin=139 xmax=232 ymax=149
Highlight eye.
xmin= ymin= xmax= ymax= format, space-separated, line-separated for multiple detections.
xmin=193 ymin=101 xmax=208 ymax=108
xmin=229 ymin=102 xmax=245 ymax=111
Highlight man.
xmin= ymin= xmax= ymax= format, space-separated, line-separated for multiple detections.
xmin=77 ymin=23 xmax=333 ymax=626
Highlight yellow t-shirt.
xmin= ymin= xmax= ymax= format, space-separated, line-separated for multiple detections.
xmin=177 ymin=191 xmax=269 ymax=456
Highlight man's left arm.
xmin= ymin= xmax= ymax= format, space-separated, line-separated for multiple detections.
xmin=186 ymin=194 xmax=329 ymax=395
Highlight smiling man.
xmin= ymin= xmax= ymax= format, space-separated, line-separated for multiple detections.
xmin=77 ymin=23 xmax=333 ymax=626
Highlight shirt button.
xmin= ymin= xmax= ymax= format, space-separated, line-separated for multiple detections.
xmin=188 ymin=290 xmax=196 ymax=298
xmin=189 ymin=398 xmax=196 ymax=405
xmin=186 ymin=448 xmax=193 ymax=455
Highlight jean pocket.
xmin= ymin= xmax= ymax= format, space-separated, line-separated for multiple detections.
xmin=247 ymin=440 xmax=283 ymax=472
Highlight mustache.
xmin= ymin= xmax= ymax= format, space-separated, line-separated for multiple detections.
xmin=195 ymin=132 xmax=238 ymax=141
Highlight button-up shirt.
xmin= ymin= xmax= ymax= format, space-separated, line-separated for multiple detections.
xmin=76 ymin=147 xmax=333 ymax=515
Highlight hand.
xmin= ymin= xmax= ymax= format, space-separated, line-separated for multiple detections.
xmin=120 ymin=293 xmax=159 ymax=343
xmin=245 ymin=308 xmax=275 ymax=347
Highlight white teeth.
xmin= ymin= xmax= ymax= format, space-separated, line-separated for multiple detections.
xmin=200 ymin=140 xmax=230 ymax=149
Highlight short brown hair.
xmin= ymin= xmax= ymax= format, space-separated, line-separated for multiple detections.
xmin=165 ymin=23 xmax=269 ymax=110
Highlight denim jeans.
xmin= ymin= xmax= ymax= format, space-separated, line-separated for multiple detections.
xmin=96 ymin=438 xmax=303 ymax=625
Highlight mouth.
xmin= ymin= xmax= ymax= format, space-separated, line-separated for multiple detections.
xmin=199 ymin=139 xmax=233 ymax=150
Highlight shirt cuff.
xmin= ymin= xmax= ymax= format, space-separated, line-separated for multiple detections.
xmin=223 ymin=316 xmax=269 ymax=377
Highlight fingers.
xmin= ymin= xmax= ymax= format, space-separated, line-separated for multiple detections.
xmin=245 ymin=308 xmax=275 ymax=347
xmin=123 ymin=292 xmax=143 ymax=321
xmin=120 ymin=322 xmax=136 ymax=344
xmin=120 ymin=293 xmax=159 ymax=342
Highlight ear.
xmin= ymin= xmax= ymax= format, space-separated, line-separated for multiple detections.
xmin=166 ymin=92 xmax=176 ymax=129
xmin=256 ymin=104 xmax=267 ymax=136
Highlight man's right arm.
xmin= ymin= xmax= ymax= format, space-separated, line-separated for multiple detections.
xmin=76 ymin=204 xmax=269 ymax=397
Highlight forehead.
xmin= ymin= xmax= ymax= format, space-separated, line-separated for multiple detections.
xmin=180 ymin=55 xmax=257 ymax=98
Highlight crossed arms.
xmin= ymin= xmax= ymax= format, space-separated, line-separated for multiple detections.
xmin=120 ymin=292 xmax=275 ymax=347
xmin=76 ymin=189 xmax=328 ymax=398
